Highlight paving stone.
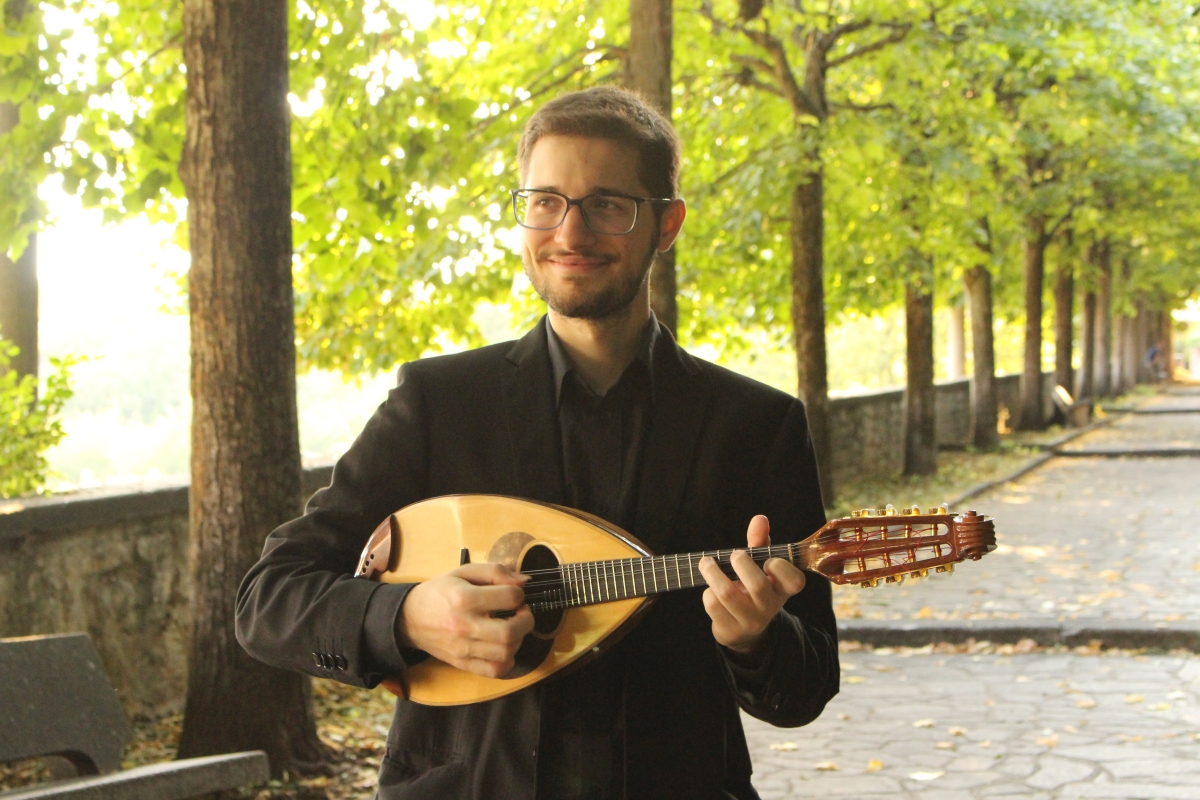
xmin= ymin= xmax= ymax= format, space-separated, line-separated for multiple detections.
xmin=1026 ymin=755 xmax=1096 ymax=789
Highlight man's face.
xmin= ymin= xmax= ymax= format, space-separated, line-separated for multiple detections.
xmin=519 ymin=135 xmax=681 ymax=320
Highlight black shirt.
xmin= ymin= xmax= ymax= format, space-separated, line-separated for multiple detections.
xmin=536 ymin=316 xmax=657 ymax=800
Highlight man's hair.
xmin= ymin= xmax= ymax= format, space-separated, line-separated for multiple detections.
xmin=517 ymin=86 xmax=681 ymax=199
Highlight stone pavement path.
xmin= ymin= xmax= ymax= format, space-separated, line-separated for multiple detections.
xmin=743 ymin=648 xmax=1200 ymax=799
xmin=836 ymin=417 xmax=1200 ymax=624
xmin=747 ymin=390 xmax=1200 ymax=798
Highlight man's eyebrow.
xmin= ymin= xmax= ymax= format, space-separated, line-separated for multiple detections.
xmin=525 ymin=184 xmax=643 ymax=196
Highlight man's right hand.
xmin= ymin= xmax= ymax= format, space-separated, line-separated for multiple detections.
xmin=397 ymin=563 xmax=535 ymax=678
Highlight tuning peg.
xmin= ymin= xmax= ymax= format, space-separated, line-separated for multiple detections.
xmin=906 ymin=505 xmax=921 ymax=515
xmin=862 ymin=508 xmax=877 ymax=517
xmin=859 ymin=578 xmax=881 ymax=588
xmin=937 ymin=504 xmax=949 ymax=514
xmin=884 ymin=574 xmax=904 ymax=584
xmin=850 ymin=509 xmax=862 ymax=518
xmin=912 ymin=568 xmax=930 ymax=578
xmin=935 ymin=564 xmax=954 ymax=574
xmin=884 ymin=504 xmax=898 ymax=516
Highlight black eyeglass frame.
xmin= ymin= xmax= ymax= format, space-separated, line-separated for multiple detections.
xmin=510 ymin=188 xmax=675 ymax=235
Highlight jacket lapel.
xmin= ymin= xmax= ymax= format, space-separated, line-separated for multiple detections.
xmin=502 ymin=319 xmax=567 ymax=505
xmin=633 ymin=325 xmax=710 ymax=554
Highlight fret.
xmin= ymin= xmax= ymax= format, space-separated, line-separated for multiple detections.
xmin=620 ymin=561 xmax=629 ymax=599
xmin=651 ymin=557 xmax=660 ymax=594
xmin=639 ymin=557 xmax=648 ymax=597
xmin=672 ymin=553 xmax=680 ymax=590
xmin=602 ymin=561 xmax=611 ymax=601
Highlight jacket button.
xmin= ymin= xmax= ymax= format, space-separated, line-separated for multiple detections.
xmin=770 ymin=694 xmax=785 ymax=711
xmin=334 ymin=655 xmax=348 ymax=670
xmin=313 ymin=653 xmax=323 ymax=668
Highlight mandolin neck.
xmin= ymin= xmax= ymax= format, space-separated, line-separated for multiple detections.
xmin=525 ymin=543 xmax=810 ymax=612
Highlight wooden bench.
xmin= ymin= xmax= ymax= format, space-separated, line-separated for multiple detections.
xmin=0 ymin=633 xmax=269 ymax=800
xmin=1052 ymin=385 xmax=1092 ymax=428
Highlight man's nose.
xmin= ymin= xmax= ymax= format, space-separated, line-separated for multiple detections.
xmin=555 ymin=203 xmax=596 ymax=246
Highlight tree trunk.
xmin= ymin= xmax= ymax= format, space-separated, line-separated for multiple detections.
xmin=0 ymin=32 xmax=37 ymax=382
xmin=947 ymin=301 xmax=965 ymax=381
xmin=1093 ymin=240 xmax=1113 ymax=397
xmin=964 ymin=264 xmax=998 ymax=449
xmin=625 ymin=0 xmax=677 ymax=335
xmin=1134 ymin=300 xmax=1150 ymax=384
xmin=1018 ymin=216 xmax=1048 ymax=430
xmin=1053 ymin=257 xmax=1073 ymax=396
xmin=1078 ymin=289 xmax=1095 ymax=400
xmin=904 ymin=275 xmax=936 ymax=475
xmin=790 ymin=165 xmax=832 ymax=506
xmin=176 ymin=0 xmax=326 ymax=775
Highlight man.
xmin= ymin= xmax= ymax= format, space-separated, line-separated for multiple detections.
xmin=236 ymin=87 xmax=839 ymax=800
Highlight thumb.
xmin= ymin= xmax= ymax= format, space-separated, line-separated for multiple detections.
xmin=746 ymin=514 xmax=770 ymax=548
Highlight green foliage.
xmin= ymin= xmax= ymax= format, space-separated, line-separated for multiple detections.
xmin=3 ymin=0 xmax=1199 ymax=378
xmin=0 ymin=341 xmax=79 ymax=498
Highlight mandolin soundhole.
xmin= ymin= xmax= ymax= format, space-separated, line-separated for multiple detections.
xmin=502 ymin=542 xmax=564 ymax=679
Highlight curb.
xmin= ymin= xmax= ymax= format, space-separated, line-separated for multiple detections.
xmin=838 ymin=619 xmax=1200 ymax=652
xmin=1055 ymin=448 xmax=1200 ymax=458
xmin=946 ymin=452 xmax=1054 ymax=508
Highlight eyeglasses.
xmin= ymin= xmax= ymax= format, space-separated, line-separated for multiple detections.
xmin=510 ymin=189 xmax=673 ymax=235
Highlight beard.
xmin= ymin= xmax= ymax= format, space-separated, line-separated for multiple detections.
xmin=524 ymin=238 xmax=658 ymax=321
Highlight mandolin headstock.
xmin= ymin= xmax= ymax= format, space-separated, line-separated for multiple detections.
xmin=803 ymin=505 xmax=996 ymax=587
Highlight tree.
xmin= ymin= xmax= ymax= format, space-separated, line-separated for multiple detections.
xmin=174 ymin=0 xmax=325 ymax=774
xmin=1052 ymin=232 xmax=1074 ymax=397
xmin=625 ymin=0 xmax=678 ymax=333
xmin=697 ymin=0 xmax=913 ymax=504
xmin=0 ymin=0 xmax=43 ymax=382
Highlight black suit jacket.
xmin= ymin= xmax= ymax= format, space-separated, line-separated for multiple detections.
xmin=236 ymin=319 xmax=839 ymax=800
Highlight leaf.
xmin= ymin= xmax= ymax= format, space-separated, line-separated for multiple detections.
xmin=865 ymin=759 xmax=884 ymax=772
xmin=815 ymin=761 xmax=839 ymax=771
xmin=768 ymin=742 xmax=798 ymax=751
xmin=909 ymin=771 xmax=944 ymax=781
xmin=913 ymin=718 xmax=935 ymax=728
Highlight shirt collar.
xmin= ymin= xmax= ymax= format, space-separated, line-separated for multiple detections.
xmin=544 ymin=313 xmax=659 ymax=406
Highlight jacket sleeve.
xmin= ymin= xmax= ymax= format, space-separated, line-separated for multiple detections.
xmin=719 ymin=397 xmax=840 ymax=727
xmin=234 ymin=361 xmax=431 ymax=689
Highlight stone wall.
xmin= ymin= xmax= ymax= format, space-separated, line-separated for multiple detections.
xmin=0 ymin=469 xmax=331 ymax=718
xmin=827 ymin=371 xmax=1051 ymax=485
xmin=0 ymin=373 xmax=1054 ymax=717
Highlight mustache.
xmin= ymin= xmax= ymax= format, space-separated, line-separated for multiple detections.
xmin=535 ymin=248 xmax=615 ymax=262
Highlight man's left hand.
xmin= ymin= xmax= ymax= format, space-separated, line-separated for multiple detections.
xmin=698 ymin=515 xmax=807 ymax=656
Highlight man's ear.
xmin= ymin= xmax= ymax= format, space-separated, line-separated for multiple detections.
xmin=655 ymin=199 xmax=687 ymax=252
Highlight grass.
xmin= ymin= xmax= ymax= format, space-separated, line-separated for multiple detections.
xmin=829 ymin=440 xmax=1043 ymax=520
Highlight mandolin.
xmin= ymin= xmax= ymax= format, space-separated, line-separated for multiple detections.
xmin=355 ymin=495 xmax=995 ymax=706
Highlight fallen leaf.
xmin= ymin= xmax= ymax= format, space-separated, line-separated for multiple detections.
xmin=844 ymin=675 xmax=866 ymax=684
xmin=917 ymin=606 xmax=933 ymax=619
xmin=1119 ymin=734 xmax=1144 ymax=743
xmin=1125 ymin=694 xmax=1145 ymax=704
xmin=935 ymin=741 xmax=955 ymax=750
xmin=1099 ymin=569 xmax=1121 ymax=582
xmin=865 ymin=760 xmax=884 ymax=772
xmin=909 ymin=771 xmax=944 ymax=781
xmin=1169 ymin=691 xmax=1187 ymax=700
xmin=1064 ymin=725 xmax=1078 ymax=734
xmin=979 ymin=740 xmax=992 ymax=748
xmin=769 ymin=742 xmax=798 ymax=751
xmin=1036 ymin=735 xmax=1058 ymax=748
xmin=815 ymin=761 xmax=839 ymax=771
xmin=837 ymin=713 xmax=851 ymax=721
xmin=948 ymin=726 xmax=967 ymax=736
xmin=913 ymin=719 xmax=936 ymax=728
xmin=1076 ymin=698 xmax=1097 ymax=709
xmin=1148 ymin=703 xmax=1171 ymax=711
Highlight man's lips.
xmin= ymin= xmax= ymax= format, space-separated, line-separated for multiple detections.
xmin=540 ymin=252 xmax=613 ymax=270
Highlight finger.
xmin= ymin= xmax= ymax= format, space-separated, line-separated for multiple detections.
xmin=454 ymin=562 xmax=530 ymax=586
xmin=463 ymin=583 xmax=527 ymax=613
xmin=702 ymin=587 xmax=739 ymax=629
xmin=700 ymin=557 xmax=756 ymax=624
xmin=746 ymin=514 xmax=770 ymax=548
xmin=764 ymin=559 xmax=807 ymax=596
xmin=729 ymin=550 xmax=774 ymax=598
xmin=463 ymin=656 xmax=516 ymax=679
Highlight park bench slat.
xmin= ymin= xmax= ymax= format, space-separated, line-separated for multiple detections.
xmin=0 ymin=752 xmax=269 ymax=800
